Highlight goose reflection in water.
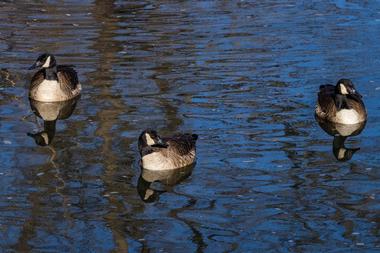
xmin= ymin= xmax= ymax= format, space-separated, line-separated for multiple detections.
xmin=27 ymin=96 xmax=80 ymax=146
xmin=316 ymin=117 xmax=366 ymax=161
xmin=137 ymin=164 xmax=195 ymax=202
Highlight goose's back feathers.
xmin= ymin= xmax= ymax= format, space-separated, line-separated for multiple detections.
xmin=30 ymin=69 xmax=45 ymax=91
xmin=164 ymin=133 xmax=198 ymax=156
xmin=29 ymin=65 xmax=81 ymax=102
xmin=316 ymin=84 xmax=366 ymax=124
xmin=57 ymin=65 xmax=79 ymax=90
xmin=316 ymin=84 xmax=337 ymax=119
xmin=140 ymin=132 xmax=198 ymax=171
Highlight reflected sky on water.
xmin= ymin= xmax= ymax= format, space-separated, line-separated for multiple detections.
xmin=1 ymin=1 xmax=380 ymax=252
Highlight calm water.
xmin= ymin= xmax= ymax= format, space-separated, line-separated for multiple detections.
xmin=1 ymin=1 xmax=380 ymax=252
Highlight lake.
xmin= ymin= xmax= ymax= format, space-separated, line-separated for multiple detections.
xmin=0 ymin=1 xmax=380 ymax=252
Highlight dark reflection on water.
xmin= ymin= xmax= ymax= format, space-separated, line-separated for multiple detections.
xmin=316 ymin=118 xmax=366 ymax=161
xmin=1 ymin=0 xmax=380 ymax=252
xmin=137 ymin=164 xmax=194 ymax=203
xmin=27 ymin=97 xmax=80 ymax=146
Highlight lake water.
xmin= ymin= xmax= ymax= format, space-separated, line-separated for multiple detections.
xmin=1 ymin=1 xmax=380 ymax=252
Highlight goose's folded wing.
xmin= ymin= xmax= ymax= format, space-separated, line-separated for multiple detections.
xmin=57 ymin=65 xmax=79 ymax=90
xmin=165 ymin=134 xmax=198 ymax=156
xmin=318 ymin=85 xmax=336 ymax=113
xmin=30 ymin=70 xmax=45 ymax=90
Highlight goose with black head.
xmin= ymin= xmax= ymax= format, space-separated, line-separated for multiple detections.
xmin=29 ymin=53 xmax=81 ymax=102
xmin=315 ymin=79 xmax=366 ymax=124
xmin=138 ymin=129 xmax=198 ymax=171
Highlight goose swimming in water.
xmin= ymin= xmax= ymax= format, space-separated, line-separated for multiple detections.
xmin=29 ymin=53 xmax=81 ymax=102
xmin=138 ymin=129 xmax=198 ymax=171
xmin=315 ymin=79 xmax=366 ymax=124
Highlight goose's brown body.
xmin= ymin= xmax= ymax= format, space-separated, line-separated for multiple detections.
xmin=315 ymin=82 xmax=366 ymax=124
xmin=139 ymin=130 xmax=198 ymax=171
xmin=30 ymin=65 xmax=81 ymax=102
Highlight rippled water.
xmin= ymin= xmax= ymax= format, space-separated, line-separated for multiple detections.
xmin=1 ymin=1 xmax=380 ymax=252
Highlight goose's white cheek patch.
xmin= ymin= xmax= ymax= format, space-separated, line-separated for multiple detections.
xmin=339 ymin=83 xmax=349 ymax=95
xmin=42 ymin=56 xmax=51 ymax=68
xmin=145 ymin=133 xmax=155 ymax=146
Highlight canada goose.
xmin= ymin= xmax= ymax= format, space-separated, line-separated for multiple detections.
xmin=316 ymin=117 xmax=366 ymax=161
xmin=138 ymin=129 xmax=198 ymax=171
xmin=29 ymin=53 xmax=81 ymax=102
xmin=27 ymin=96 xmax=79 ymax=146
xmin=137 ymin=164 xmax=194 ymax=202
xmin=315 ymin=79 xmax=366 ymax=124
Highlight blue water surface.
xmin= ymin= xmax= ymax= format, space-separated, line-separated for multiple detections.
xmin=0 ymin=1 xmax=380 ymax=252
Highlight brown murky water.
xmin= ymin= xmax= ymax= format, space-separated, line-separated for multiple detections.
xmin=1 ymin=1 xmax=380 ymax=252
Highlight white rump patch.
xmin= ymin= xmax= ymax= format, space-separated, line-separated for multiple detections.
xmin=145 ymin=133 xmax=155 ymax=146
xmin=42 ymin=56 xmax=51 ymax=68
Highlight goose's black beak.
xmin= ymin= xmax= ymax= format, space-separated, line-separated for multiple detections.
xmin=354 ymin=90 xmax=362 ymax=98
xmin=151 ymin=138 xmax=168 ymax=148
xmin=27 ymin=132 xmax=37 ymax=138
xmin=348 ymin=87 xmax=362 ymax=98
xmin=348 ymin=90 xmax=363 ymax=102
xmin=28 ymin=62 xmax=39 ymax=70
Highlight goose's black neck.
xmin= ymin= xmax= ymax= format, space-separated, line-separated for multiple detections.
xmin=335 ymin=94 xmax=351 ymax=110
xmin=44 ymin=66 xmax=58 ymax=80
xmin=140 ymin=146 xmax=156 ymax=157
